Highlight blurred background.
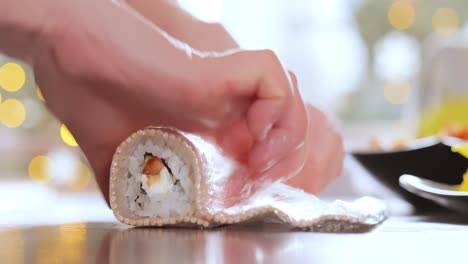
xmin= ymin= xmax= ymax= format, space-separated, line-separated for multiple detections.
xmin=1 ymin=0 xmax=468 ymax=195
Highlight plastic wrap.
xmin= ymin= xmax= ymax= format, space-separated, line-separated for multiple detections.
xmin=110 ymin=127 xmax=386 ymax=232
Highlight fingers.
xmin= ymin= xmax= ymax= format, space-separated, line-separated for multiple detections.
xmin=221 ymin=50 xmax=307 ymax=177
xmin=248 ymin=73 xmax=307 ymax=180
xmin=221 ymin=134 xmax=307 ymax=206
xmin=237 ymin=50 xmax=289 ymax=141
xmin=286 ymin=104 xmax=344 ymax=194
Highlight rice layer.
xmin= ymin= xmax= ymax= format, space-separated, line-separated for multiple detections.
xmin=125 ymin=139 xmax=194 ymax=218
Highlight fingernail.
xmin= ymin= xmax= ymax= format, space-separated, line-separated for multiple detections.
xmin=259 ymin=123 xmax=272 ymax=141
xmin=259 ymin=159 xmax=279 ymax=173
xmin=250 ymin=128 xmax=290 ymax=173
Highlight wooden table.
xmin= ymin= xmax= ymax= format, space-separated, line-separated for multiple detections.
xmin=0 ymin=182 xmax=467 ymax=264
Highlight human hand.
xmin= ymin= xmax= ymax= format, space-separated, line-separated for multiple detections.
xmin=1 ymin=0 xmax=344 ymax=204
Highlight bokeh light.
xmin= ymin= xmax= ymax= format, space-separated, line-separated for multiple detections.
xmin=28 ymin=155 xmax=52 ymax=184
xmin=384 ymin=80 xmax=411 ymax=105
xmin=432 ymin=7 xmax=459 ymax=35
xmin=388 ymin=1 xmax=416 ymax=30
xmin=0 ymin=99 xmax=26 ymax=128
xmin=46 ymin=150 xmax=92 ymax=189
xmin=0 ymin=62 xmax=26 ymax=92
xmin=48 ymin=150 xmax=77 ymax=185
xmin=36 ymin=86 xmax=46 ymax=102
xmin=374 ymin=31 xmax=420 ymax=81
xmin=60 ymin=124 xmax=78 ymax=147
xmin=72 ymin=162 xmax=92 ymax=189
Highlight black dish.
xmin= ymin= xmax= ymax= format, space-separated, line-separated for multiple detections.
xmin=352 ymin=137 xmax=468 ymax=209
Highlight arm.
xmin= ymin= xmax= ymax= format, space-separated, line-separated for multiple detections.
xmin=124 ymin=0 xmax=238 ymax=51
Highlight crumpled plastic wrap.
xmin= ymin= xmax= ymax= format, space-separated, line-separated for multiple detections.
xmin=110 ymin=127 xmax=386 ymax=232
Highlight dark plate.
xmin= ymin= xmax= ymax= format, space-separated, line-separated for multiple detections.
xmin=352 ymin=137 xmax=468 ymax=209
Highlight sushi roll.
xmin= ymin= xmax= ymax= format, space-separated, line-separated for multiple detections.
xmin=110 ymin=127 xmax=387 ymax=230
xmin=110 ymin=127 xmax=210 ymax=227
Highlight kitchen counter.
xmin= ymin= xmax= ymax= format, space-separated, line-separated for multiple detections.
xmin=1 ymin=212 xmax=468 ymax=264
xmin=0 ymin=182 xmax=467 ymax=264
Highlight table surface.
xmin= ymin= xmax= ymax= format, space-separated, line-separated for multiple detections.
xmin=1 ymin=182 xmax=468 ymax=264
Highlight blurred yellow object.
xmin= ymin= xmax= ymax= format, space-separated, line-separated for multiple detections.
xmin=0 ymin=62 xmax=26 ymax=92
xmin=432 ymin=7 xmax=459 ymax=35
xmin=452 ymin=145 xmax=468 ymax=159
xmin=36 ymin=86 xmax=46 ymax=102
xmin=387 ymin=1 xmax=415 ymax=30
xmin=0 ymin=99 xmax=26 ymax=128
xmin=453 ymin=170 xmax=468 ymax=192
xmin=418 ymin=96 xmax=468 ymax=138
xmin=452 ymin=145 xmax=468 ymax=192
xmin=60 ymin=124 xmax=78 ymax=147
xmin=28 ymin=155 xmax=52 ymax=184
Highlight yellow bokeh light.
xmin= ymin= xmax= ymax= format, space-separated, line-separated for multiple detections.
xmin=0 ymin=99 xmax=26 ymax=128
xmin=432 ymin=7 xmax=459 ymax=35
xmin=384 ymin=80 xmax=411 ymax=105
xmin=388 ymin=1 xmax=416 ymax=30
xmin=60 ymin=124 xmax=78 ymax=147
xmin=0 ymin=62 xmax=26 ymax=92
xmin=36 ymin=86 xmax=46 ymax=102
xmin=28 ymin=155 xmax=52 ymax=184
xmin=72 ymin=162 xmax=92 ymax=189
